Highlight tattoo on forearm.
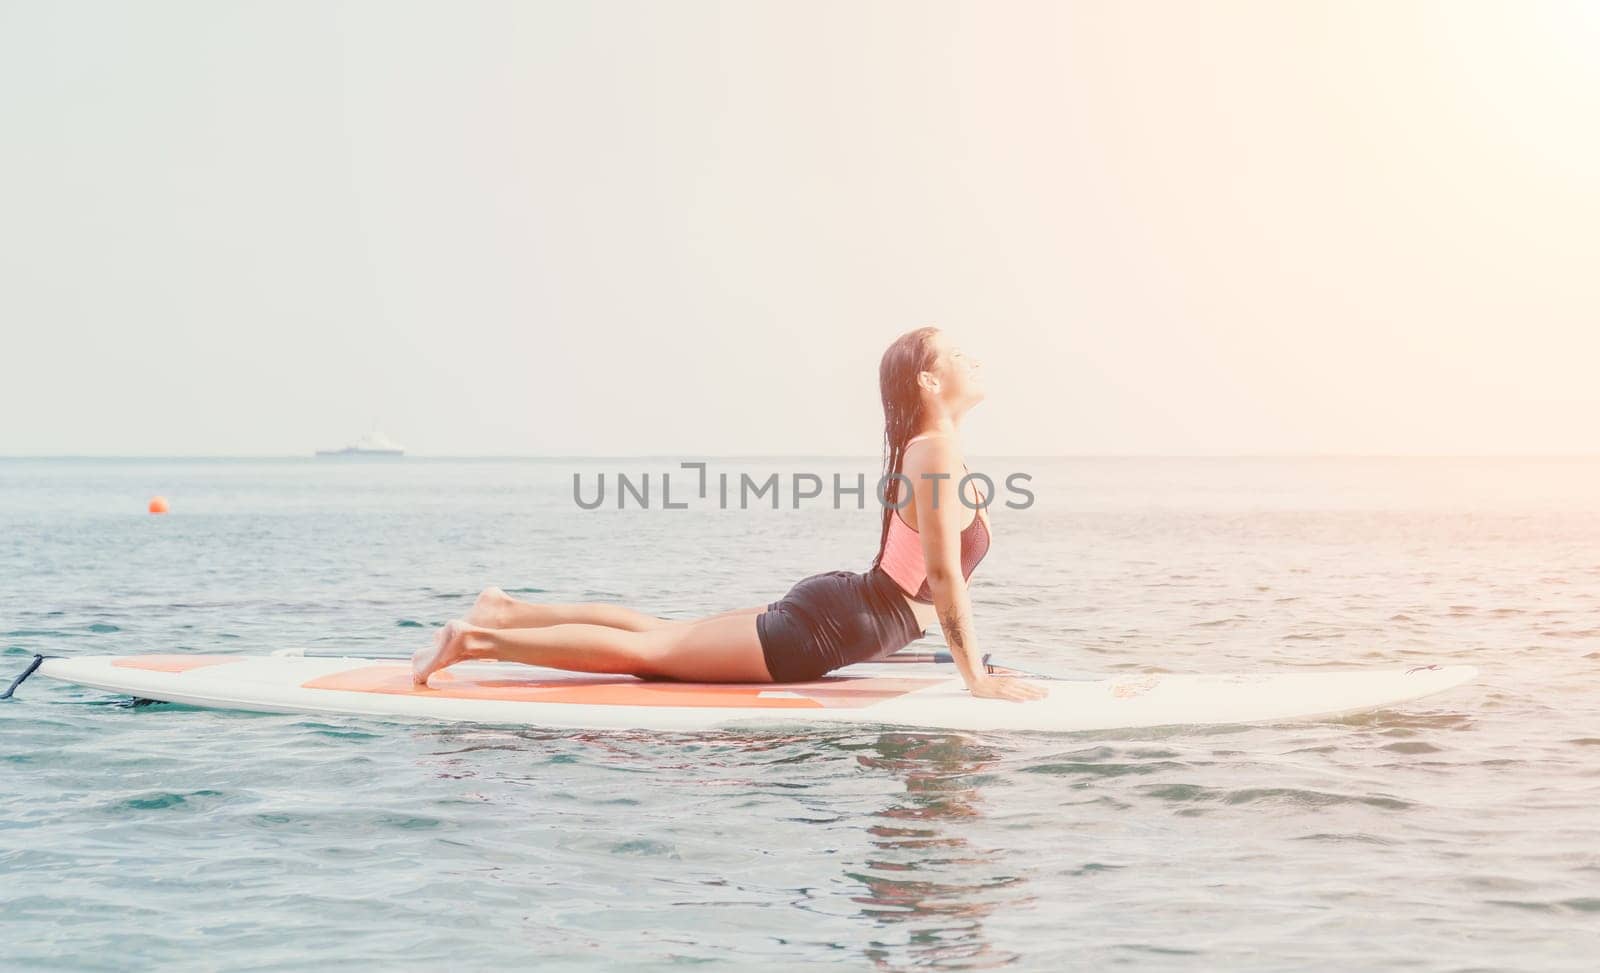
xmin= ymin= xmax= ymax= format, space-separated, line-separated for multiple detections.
xmin=938 ymin=603 xmax=970 ymax=657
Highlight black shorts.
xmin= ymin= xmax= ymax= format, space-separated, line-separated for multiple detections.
xmin=756 ymin=567 xmax=927 ymax=683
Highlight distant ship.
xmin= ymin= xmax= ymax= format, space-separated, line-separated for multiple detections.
xmin=315 ymin=428 xmax=405 ymax=458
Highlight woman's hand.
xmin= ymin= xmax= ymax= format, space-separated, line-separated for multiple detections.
xmin=967 ymin=674 xmax=1049 ymax=702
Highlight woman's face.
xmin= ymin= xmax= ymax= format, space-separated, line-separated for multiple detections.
xmin=924 ymin=332 xmax=984 ymax=410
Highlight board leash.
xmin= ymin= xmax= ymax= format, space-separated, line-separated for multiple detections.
xmin=272 ymin=647 xmax=1083 ymax=679
xmin=5 ymin=650 xmax=1078 ymax=699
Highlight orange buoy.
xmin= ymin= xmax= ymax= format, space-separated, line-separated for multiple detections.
xmin=148 ymin=496 xmax=170 ymax=514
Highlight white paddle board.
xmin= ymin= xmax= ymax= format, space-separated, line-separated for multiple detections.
xmin=31 ymin=653 xmax=1477 ymax=733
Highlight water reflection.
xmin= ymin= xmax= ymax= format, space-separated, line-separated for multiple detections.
xmin=411 ymin=724 xmax=1033 ymax=968
xmin=840 ymin=732 xmax=1029 ymax=970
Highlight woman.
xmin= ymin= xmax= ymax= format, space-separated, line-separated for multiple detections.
xmin=412 ymin=327 xmax=1046 ymax=702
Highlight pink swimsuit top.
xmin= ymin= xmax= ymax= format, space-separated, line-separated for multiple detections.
xmin=875 ymin=453 xmax=992 ymax=605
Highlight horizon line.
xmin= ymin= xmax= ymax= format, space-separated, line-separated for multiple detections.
xmin=4 ymin=452 xmax=1600 ymax=461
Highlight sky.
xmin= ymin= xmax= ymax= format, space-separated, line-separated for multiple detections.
xmin=2 ymin=1 xmax=1596 ymax=456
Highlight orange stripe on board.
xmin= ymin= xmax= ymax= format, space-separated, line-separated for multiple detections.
xmin=302 ymin=665 xmax=942 ymax=709
xmin=113 ymin=655 xmax=237 ymax=673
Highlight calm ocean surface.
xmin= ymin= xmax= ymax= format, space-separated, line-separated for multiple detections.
xmin=2 ymin=456 xmax=1597 ymax=970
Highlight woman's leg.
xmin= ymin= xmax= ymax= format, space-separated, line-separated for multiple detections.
xmin=467 ymin=586 xmax=764 ymax=632
xmin=466 ymin=586 xmax=673 ymax=631
xmin=413 ymin=612 xmax=773 ymax=685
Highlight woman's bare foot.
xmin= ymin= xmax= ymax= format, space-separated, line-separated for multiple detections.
xmin=466 ymin=586 xmax=515 ymax=628
xmin=412 ymin=619 xmax=472 ymax=685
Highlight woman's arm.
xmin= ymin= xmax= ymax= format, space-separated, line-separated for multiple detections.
xmin=904 ymin=438 xmax=1046 ymax=702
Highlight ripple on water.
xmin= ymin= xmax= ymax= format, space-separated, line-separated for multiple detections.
xmin=1381 ymin=741 xmax=1443 ymax=754
xmin=1022 ymin=759 xmax=1190 ymax=778
xmin=1139 ymin=783 xmax=1415 ymax=812
xmin=1292 ymin=832 xmax=1397 ymax=846
xmin=1487 ymin=897 xmax=1600 ymax=914
xmin=104 ymin=790 xmax=229 ymax=813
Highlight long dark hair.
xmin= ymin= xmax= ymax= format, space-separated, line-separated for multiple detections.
xmin=871 ymin=327 xmax=941 ymax=570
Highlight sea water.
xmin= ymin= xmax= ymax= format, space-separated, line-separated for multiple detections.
xmin=2 ymin=456 xmax=1597 ymax=970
